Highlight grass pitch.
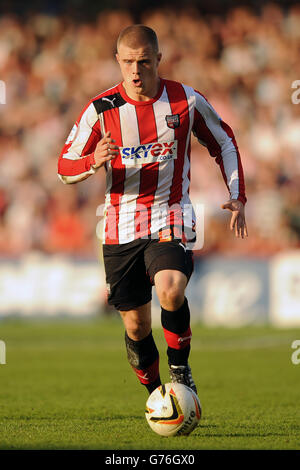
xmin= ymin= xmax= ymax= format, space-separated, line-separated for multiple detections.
xmin=0 ymin=317 xmax=299 ymax=450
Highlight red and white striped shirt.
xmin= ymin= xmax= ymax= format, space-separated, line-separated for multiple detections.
xmin=58 ymin=78 xmax=246 ymax=244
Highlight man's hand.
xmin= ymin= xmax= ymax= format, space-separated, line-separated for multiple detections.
xmin=221 ymin=199 xmax=248 ymax=239
xmin=92 ymin=131 xmax=119 ymax=169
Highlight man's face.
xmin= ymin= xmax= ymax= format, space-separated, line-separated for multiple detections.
xmin=116 ymin=43 xmax=161 ymax=100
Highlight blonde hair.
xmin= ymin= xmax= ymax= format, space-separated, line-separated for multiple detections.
xmin=117 ymin=24 xmax=159 ymax=53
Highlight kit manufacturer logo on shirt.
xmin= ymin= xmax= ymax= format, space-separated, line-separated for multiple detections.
xmin=120 ymin=140 xmax=178 ymax=166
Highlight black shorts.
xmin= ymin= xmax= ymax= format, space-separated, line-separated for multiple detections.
xmin=103 ymin=238 xmax=194 ymax=311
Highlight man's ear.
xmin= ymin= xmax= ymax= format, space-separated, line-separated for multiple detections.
xmin=116 ymin=53 xmax=120 ymax=64
xmin=157 ymin=52 xmax=162 ymax=65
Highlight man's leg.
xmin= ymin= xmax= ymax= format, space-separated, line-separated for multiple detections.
xmin=155 ymin=269 xmax=191 ymax=366
xmin=120 ymin=302 xmax=161 ymax=394
xmin=103 ymin=240 xmax=161 ymax=394
xmin=154 ymin=269 xmax=197 ymax=393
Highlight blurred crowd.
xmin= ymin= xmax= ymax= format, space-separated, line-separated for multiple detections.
xmin=0 ymin=3 xmax=300 ymax=259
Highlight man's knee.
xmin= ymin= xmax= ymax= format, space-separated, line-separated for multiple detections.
xmin=158 ymin=286 xmax=184 ymax=311
xmin=119 ymin=303 xmax=151 ymax=340
xmin=154 ymin=270 xmax=187 ymax=311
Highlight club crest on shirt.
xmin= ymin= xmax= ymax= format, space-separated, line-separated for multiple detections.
xmin=165 ymin=114 xmax=180 ymax=129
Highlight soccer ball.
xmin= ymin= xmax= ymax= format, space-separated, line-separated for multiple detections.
xmin=145 ymin=383 xmax=201 ymax=437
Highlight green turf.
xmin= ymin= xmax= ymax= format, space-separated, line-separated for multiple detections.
xmin=0 ymin=317 xmax=299 ymax=449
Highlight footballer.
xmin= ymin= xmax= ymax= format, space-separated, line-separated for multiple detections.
xmin=58 ymin=25 xmax=248 ymax=397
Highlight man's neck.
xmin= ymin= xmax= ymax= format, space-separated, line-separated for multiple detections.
xmin=122 ymin=78 xmax=160 ymax=102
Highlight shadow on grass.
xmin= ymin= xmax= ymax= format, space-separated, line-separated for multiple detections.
xmin=193 ymin=428 xmax=293 ymax=438
xmin=0 ymin=414 xmax=145 ymax=421
xmin=91 ymin=414 xmax=145 ymax=421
